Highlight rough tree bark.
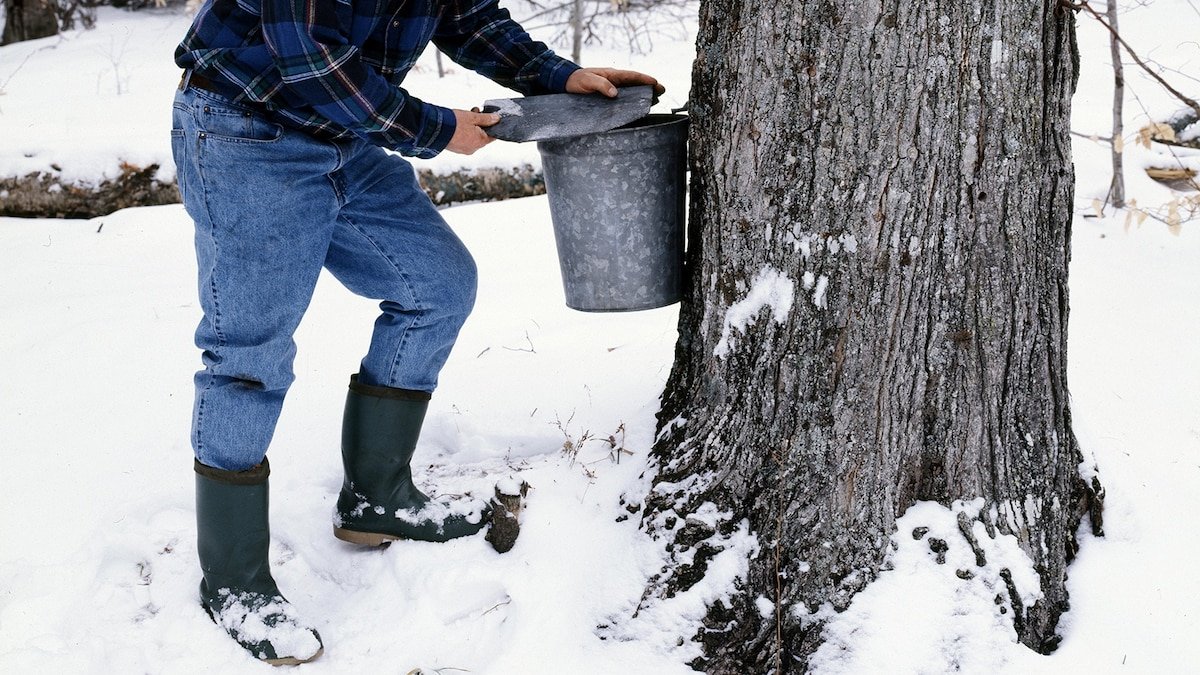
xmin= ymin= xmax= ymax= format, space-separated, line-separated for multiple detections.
xmin=646 ymin=0 xmax=1105 ymax=671
xmin=1 ymin=0 xmax=58 ymax=45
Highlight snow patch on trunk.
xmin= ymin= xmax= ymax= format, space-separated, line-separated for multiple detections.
xmin=807 ymin=499 xmax=1043 ymax=674
xmin=713 ymin=266 xmax=795 ymax=358
xmin=610 ymin=505 xmax=758 ymax=664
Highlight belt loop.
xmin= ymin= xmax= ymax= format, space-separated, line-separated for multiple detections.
xmin=179 ymin=69 xmax=193 ymax=92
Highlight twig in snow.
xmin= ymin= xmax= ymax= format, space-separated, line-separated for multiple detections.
xmin=0 ymin=37 xmax=66 ymax=97
xmin=554 ymin=411 xmax=593 ymax=466
xmin=579 ymin=466 xmax=597 ymax=503
xmin=601 ymin=422 xmax=631 ymax=464
xmin=501 ymin=331 xmax=536 ymax=353
xmin=480 ymin=597 xmax=513 ymax=616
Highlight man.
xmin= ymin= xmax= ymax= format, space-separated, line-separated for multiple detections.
xmin=172 ymin=0 xmax=663 ymax=664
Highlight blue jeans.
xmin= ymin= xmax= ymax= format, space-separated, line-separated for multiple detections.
xmin=171 ymin=83 xmax=477 ymax=471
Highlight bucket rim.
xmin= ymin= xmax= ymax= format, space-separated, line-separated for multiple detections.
xmin=536 ymin=113 xmax=688 ymax=149
xmin=604 ymin=113 xmax=689 ymax=136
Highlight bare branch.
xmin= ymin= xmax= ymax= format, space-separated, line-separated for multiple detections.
xmin=1064 ymin=0 xmax=1200 ymax=117
xmin=1071 ymin=130 xmax=1114 ymax=143
xmin=1184 ymin=0 xmax=1200 ymax=21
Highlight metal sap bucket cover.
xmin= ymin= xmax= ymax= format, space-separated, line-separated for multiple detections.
xmin=537 ymin=114 xmax=688 ymax=312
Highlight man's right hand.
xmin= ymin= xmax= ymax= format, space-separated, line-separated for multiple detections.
xmin=446 ymin=109 xmax=500 ymax=155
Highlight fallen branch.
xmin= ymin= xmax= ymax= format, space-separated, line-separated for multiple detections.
xmin=0 ymin=163 xmax=548 ymax=219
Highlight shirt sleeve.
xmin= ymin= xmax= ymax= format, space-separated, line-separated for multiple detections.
xmin=433 ymin=0 xmax=580 ymax=95
xmin=260 ymin=0 xmax=456 ymax=157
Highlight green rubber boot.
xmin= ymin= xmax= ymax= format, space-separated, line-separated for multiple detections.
xmin=195 ymin=458 xmax=323 ymax=666
xmin=333 ymin=375 xmax=489 ymax=545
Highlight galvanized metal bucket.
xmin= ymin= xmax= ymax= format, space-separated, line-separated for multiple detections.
xmin=536 ymin=114 xmax=688 ymax=312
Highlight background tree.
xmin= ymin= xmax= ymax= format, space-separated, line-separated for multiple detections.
xmin=645 ymin=0 xmax=1106 ymax=670
xmin=2 ymin=0 xmax=58 ymax=44
xmin=1106 ymin=0 xmax=1125 ymax=208
xmin=513 ymin=0 xmax=695 ymax=62
xmin=1 ymin=0 xmax=98 ymax=46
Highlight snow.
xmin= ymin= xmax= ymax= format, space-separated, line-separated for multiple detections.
xmin=494 ymin=475 xmax=524 ymax=497
xmin=2 ymin=0 xmax=1200 ymax=672
xmin=485 ymin=98 xmax=525 ymax=117
xmin=755 ymin=596 xmax=775 ymax=619
xmin=811 ymin=274 xmax=829 ymax=309
xmin=713 ymin=266 xmax=795 ymax=357
xmin=392 ymin=494 xmax=488 ymax=529
xmin=209 ymin=590 xmax=322 ymax=663
xmin=809 ymin=500 xmax=1043 ymax=674
xmin=606 ymin=516 xmax=759 ymax=665
xmin=1181 ymin=119 xmax=1199 ymax=143
xmin=787 ymin=230 xmax=859 ymax=259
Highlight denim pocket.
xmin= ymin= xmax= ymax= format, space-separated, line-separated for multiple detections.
xmin=196 ymin=94 xmax=283 ymax=144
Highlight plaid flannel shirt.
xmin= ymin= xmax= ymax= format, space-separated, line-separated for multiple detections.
xmin=176 ymin=0 xmax=579 ymax=157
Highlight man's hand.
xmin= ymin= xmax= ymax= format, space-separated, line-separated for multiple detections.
xmin=446 ymin=108 xmax=501 ymax=155
xmin=565 ymin=68 xmax=666 ymax=98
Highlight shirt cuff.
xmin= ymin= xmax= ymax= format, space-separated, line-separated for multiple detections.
xmin=520 ymin=51 xmax=580 ymax=94
xmin=541 ymin=55 xmax=580 ymax=93
xmin=410 ymin=104 xmax=458 ymax=159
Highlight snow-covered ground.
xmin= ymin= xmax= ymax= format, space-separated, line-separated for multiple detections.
xmin=0 ymin=197 xmax=704 ymax=673
xmin=2 ymin=1 xmax=1199 ymax=673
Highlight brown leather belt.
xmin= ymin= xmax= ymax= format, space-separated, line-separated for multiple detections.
xmin=179 ymin=70 xmax=223 ymax=95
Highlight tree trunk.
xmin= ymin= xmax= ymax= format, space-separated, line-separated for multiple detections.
xmin=647 ymin=0 xmax=1105 ymax=671
xmin=1 ymin=0 xmax=58 ymax=46
xmin=1107 ymin=0 xmax=1125 ymax=208
xmin=570 ymin=0 xmax=584 ymax=64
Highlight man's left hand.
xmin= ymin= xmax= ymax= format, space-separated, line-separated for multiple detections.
xmin=565 ymin=68 xmax=666 ymax=98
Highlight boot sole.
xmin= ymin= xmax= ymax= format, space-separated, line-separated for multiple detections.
xmin=333 ymin=526 xmax=402 ymax=547
xmin=265 ymin=646 xmax=324 ymax=666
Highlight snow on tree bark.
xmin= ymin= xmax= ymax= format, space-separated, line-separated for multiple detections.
xmin=646 ymin=0 xmax=1105 ymax=671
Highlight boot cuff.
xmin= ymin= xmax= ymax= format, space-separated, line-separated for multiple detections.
xmin=349 ymin=374 xmax=432 ymax=401
xmin=194 ymin=457 xmax=270 ymax=485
